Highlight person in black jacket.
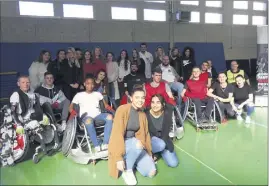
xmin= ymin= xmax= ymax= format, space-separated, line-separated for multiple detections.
xmin=181 ymin=47 xmax=196 ymax=83
xmin=146 ymin=94 xmax=179 ymax=168
xmin=47 ymin=49 xmax=67 ymax=88
xmin=207 ymin=60 xmax=218 ymax=80
xmin=170 ymin=47 xmax=183 ymax=81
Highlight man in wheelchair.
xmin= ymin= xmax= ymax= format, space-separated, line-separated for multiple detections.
xmin=69 ymin=76 xmax=114 ymax=154
xmin=35 ymin=72 xmax=70 ymax=132
xmin=181 ymin=67 xmax=215 ymax=124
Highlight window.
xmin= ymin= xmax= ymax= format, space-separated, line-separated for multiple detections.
xmin=190 ymin=11 xmax=200 ymax=23
xmin=253 ymin=1 xmax=266 ymax=11
xmin=205 ymin=1 xmax=222 ymax=8
xmin=144 ymin=9 xmax=166 ymax=21
xmin=252 ymin=16 xmax=267 ymax=25
xmin=205 ymin=13 xmax=222 ymax=24
xmin=19 ymin=1 xmax=54 ymax=17
xmin=233 ymin=14 xmax=248 ymax=25
xmin=63 ymin=4 xmax=93 ymax=18
xmin=145 ymin=1 xmax=165 ymax=3
xmin=111 ymin=7 xmax=137 ymax=20
xmin=180 ymin=1 xmax=199 ymax=6
xmin=233 ymin=1 xmax=248 ymax=9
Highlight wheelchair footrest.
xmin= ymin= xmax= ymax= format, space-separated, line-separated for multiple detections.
xmin=197 ymin=122 xmax=218 ymax=131
xmin=67 ymin=148 xmax=108 ymax=164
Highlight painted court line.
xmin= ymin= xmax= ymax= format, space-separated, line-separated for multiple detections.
xmin=174 ymin=144 xmax=235 ymax=185
xmin=251 ymin=121 xmax=268 ymax=128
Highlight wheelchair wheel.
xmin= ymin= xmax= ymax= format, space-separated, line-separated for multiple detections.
xmin=214 ymin=101 xmax=224 ymax=123
xmin=181 ymin=98 xmax=190 ymax=121
xmin=62 ymin=117 xmax=77 ymax=157
xmin=14 ymin=132 xmax=30 ymax=164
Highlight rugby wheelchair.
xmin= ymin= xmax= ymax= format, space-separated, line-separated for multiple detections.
xmin=61 ymin=100 xmax=114 ymax=165
xmin=181 ymin=97 xmax=223 ymax=131
xmin=0 ymin=104 xmax=60 ymax=166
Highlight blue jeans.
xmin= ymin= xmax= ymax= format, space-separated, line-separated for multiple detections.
xmin=235 ymin=103 xmax=255 ymax=116
xmin=151 ymin=136 xmax=179 ymax=167
xmin=83 ymin=113 xmax=113 ymax=147
xmin=169 ymin=82 xmax=184 ymax=105
xmin=124 ymin=137 xmax=156 ymax=177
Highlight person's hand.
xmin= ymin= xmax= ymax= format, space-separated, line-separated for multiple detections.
xmin=73 ymin=83 xmax=79 ymax=89
xmin=136 ymin=140 xmax=144 ymax=149
xmin=238 ymin=104 xmax=243 ymax=110
xmin=125 ymin=91 xmax=129 ymax=96
xmin=52 ymin=102 xmax=59 ymax=109
xmin=116 ymin=161 xmax=125 ymax=172
xmin=70 ymin=84 xmax=74 ymax=88
xmin=232 ymin=105 xmax=238 ymax=112
xmin=179 ymin=77 xmax=183 ymax=81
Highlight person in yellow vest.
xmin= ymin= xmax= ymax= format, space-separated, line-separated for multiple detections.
xmin=226 ymin=61 xmax=250 ymax=85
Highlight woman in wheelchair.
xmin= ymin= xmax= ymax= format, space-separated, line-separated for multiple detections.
xmin=230 ymin=75 xmax=254 ymax=124
xmin=108 ymin=87 xmax=156 ymax=185
xmin=146 ymin=94 xmax=179 ymax=168
xmin=208 ymin=72 xmax=235 ymax=124
xmin=69 ymin=76 xmax=114 ymax=153
xmin=181 ymin=67 xmax=214 ymax=124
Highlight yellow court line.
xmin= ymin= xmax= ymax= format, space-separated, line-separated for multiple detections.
xmin=0 ymin=71 xmax=18 ymax=75
xmin=174 ymin=144 xmax=235 ymax=185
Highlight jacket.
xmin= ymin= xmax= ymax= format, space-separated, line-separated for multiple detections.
xmin=108 ymin=104 xmax=152 ymax=178
xmin=47 ymin=59 xmax=68 ymax=86
xmin=146 ymin=104 xmax=174 ymax=152
xmin=34 ymin=84 xmax=67 ymax=105
xmin=170 ymin=56 xmax=182 ymax=77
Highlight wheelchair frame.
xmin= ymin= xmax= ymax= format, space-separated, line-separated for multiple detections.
xmin=182 ymin=97 xmax=223 ymax=132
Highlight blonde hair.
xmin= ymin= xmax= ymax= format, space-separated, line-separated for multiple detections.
xmin=155 ymin=46 xmax=165 ymax=58
xmin=67 ymin=47 xmax=80 ymax=68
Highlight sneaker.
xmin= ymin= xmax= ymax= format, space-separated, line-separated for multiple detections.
xmin=94 ymin=146 xmax=101 ymax=153
xmin=236 ymin=115 xmax=243 ymax=121
xmin=101 ymin=143 xmax=108 ymax=151
xmin=176 ymin=127 xmax=184 ymax=140
xmin=122 ymin=170 xmax=137 ymax=185
xmin=245 ymin=116 xmax=251 ymax=124
xmin=169 ymin=131 xmax=176 ymax=138
xmin=221 ymin=118 xmax=228 ymax=124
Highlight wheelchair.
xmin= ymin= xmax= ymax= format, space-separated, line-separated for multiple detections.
xmin=0 ymin=105 xmax=60 ymax=166
xmin=61 ymin=100 xmax=113 ymax=165
xmin=169 ymin=104 xmax=185 ymax=141
xmin=182 ymin=97 xmax=223 ymax=132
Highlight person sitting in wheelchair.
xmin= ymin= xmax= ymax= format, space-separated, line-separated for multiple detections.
xmin=120 ymin=62 xmax=146 ymax=105
xmin=69 ymin=76 xmax=114 ymax=154
xmin=181 ymin=67 xmax=215 ymax=124
xmin=190 ymin=61 xmax=212 ymax=88
xmin=207 ymin=72 xmax=234 ymax=124
xmin=230 ymin=75 xmax=254 ymax=124
xmin=108 ymin=86 xmax=156 ymax=185
xmin=158 ymin=55 xmax=184 ymax=106
xmin=35 ymin=72 xmax=70 ymax=132
xmin=146 ymin=94 xmax=179 ymax=168
xmin=144 ymin=67 xmax=183 ymax=139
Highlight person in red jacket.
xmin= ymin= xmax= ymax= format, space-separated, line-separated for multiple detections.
xmin=181 ymin=66 xmax=214 ymax=124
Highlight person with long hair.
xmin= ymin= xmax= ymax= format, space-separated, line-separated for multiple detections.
xmin=94 ymin=69 xmax=108 ymax=94
xmin=180 ymin=47 xmax=196 ymax=83
xmin=117 ymin=49 xmax=131 ymax=97
xmin=82 ymin=50 xmax=93 ymax=79
xmin=146 ymin=94 xmax=179 ymax=167
xmin=47 ymin=49 xmax=67 ymax=88
xmin=131 ymin=49 xmax=145 ymax=75
xmin=108 ymin=87 xmax=156 ymax=185
xmin=29 ymin=50 xmax=51 ymax=91
xmin=106 ymin=52 xmax=120 ymax=105
xmin=91 ymin=46 xmax=106 ymax=75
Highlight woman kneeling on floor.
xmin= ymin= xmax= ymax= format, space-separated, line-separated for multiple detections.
xmin=146 ymin=94 xmax=179 ymax=168
xmin=108 ymin=86 xmax=156 ymax=185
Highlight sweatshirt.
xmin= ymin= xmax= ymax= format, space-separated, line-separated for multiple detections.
xmin=29 ymin=61 xmax=49 ymax=91
xmin=106 ymin=61 xmax=119 ymax=83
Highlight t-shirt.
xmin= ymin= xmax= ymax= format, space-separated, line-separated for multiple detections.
xmin=72 ymin=91 xmax=103 ymax=118
xmin=160 ymin=64 xmax=179 ymax=83
xmin=211 ymin=82 xmax=233 ymax=99
xmin=125 ymin=106 xmax=140 ymax=138
xmin=233 ymin=84 xmax=253 ymax=104
xmin=149 ymin=113 xmax=164 ymax=133
xmin=124 ymin=73 xmax=146 ymax=93
xmin=10 ymin=91 xmax=36 ymax=121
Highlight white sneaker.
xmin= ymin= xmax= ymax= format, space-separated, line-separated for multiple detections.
xmin=94 ymin=146 xmax=101 ymax=153
xmin=169 ymin=131 xmax=175 ymax=138
xmin=122 ymin=170 xmax=137 ymax=185
xmin=101 ymin=143 xmax=108 ymax=151
xmin=236 ymin=115 xmax=243 ymax=121
xmin=176 ymin=127 xmax=184 ymax=140
xmin=245 ymin=116 xmax=251 ymax=124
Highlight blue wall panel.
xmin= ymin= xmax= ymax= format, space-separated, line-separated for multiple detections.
xmin=175 ymin=42 xmax=226 ymax=73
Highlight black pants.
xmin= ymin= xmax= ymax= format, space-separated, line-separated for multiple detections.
xmin=217 ymin=102 xmax=235 ymax=117
xmin=191 ymin=97 xmax=214 ymax=120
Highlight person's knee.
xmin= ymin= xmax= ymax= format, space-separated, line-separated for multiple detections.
xmin=158 ymin=140 xmax=166 ymax=152
xmin=84 ymin=117 xmax=94 ymax=126
xmin=106 ymin=114 xmax=113 ymax=121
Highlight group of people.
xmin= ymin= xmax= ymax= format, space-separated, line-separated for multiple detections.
xmin=2 ymin=43 xmax=255 ymax=185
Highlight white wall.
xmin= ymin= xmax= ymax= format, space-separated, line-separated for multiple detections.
xmin=1 ymin=0 xmax=268 ymax=60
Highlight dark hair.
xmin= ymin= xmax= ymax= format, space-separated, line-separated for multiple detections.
xmin=140 ymin=43 xmax=147 ymax=47
xmin=83 ymin=50 xmax=92 ymax=63
xmin=106 ymin=52 xmax=114 ymax=61
xmin=56 ymin=49 xmax=66 ymax=60
xmin=44 ymin=71 xmax=53 ymax=77
xmin=96 ymin=69 xmax=106 ymax=79
xmin=38 ymin=50 xmax=50 ymax=63
xmin=130 ymin=86 xmax=144 ymax=96
xmin=218 ymin=71 xmax=226 ymax=76
xmin=183 ymin=46 xmax=195 ymax=60
xmin=231 ymin=60 xmax=238 ymax=65
xmin=170 ymin=47 xmax=180 ymax=57
xmin=151 ymin=94 xmax=166 ymax=109
xmin=75 ymin=48 xmax=82 ymax=52
xmin=235 ymin=74 xmax=244 ymax=80
xmin=152 ymin=67 xmax=162 ymax=74
xmin=130 ymin=61 xmax=138 ymax=67
xmin=84 ymin=74 xmax=95 ymax=82
xmin=117 ymin=49 xmax=129 ymax=71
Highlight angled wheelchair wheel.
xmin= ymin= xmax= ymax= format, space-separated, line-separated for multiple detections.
xmin=14 ymin=132 xmax=31 ymax=164
xmin=62 ymin=117 xmax=77 ymax=157
xmin=181 ymin=98 xmax=190 ymax=121
xmin=214 ymin=101 xmax=224 ymax=123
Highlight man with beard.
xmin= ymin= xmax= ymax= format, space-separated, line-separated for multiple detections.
xmin=120 ymin=63 xmax=146 ymax=104
xmin=139 ymin=43 xmax=154 ymax=81
xmin=159 ymin=56 xmax=184 ymax=106
xmin=170 ymin=47 xmax=183 ymax=81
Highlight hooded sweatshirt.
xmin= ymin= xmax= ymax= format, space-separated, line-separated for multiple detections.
xmin=29 ymin=61 xmax=49 ymax=91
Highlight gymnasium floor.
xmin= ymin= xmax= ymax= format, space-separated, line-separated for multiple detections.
xmin=1 ymin=107 xmax=267 ymax=185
